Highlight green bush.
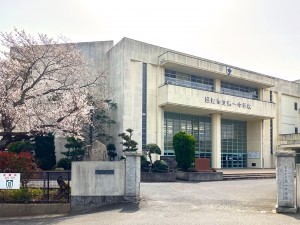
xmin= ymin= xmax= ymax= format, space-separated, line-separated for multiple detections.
xmin=141 ymin=160 xmax=151 ymax=172
xmin=173 ymin=131 xmax=195 ymax=171
xmin=152 ymin=160 xmax=169 ymax=172
xmin=0 ymin=188 xmax=44 ymax=202
xmin=7 ymin=141 xmax=34 ymax=154
xmin=34 ymin=134 xmax=56 ymax=170
xmin=57 ymin=158 xmax=71 ymax=170
xmin=141 ymin=155 xmax=147 ymax=162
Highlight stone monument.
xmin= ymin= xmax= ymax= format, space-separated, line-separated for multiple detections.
xmin=275 ymin=150 xmax=297 ymax=213
xmin=88 ymin=140 xmax=108 ymax=161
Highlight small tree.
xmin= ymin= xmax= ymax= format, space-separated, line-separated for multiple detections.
xmin=118 ymin=128 xmax=138 ymax=152
xmin=173 ymin=131 xmax=195 ymax=171
xmin=145 ymin=144 xmax=161 ymax=164
xmin=62 ymin=137 xmax=85 ymax=161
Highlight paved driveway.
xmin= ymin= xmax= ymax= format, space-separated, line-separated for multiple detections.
xmin=1 ymin=179 xmax=299 ymax=225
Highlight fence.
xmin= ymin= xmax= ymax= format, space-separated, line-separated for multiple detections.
xmin=0 ymin=171 xmax=71 ymax=203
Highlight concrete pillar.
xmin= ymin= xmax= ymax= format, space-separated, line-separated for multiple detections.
xmin=297 ymin=164 xmax=300 ymax=209
xmin=124 ymin=152 xmax=142 ymax=202
xmin=212 ymin=113 xmax=221 ymax=169
xmin=275 ymin=150 xmax=297 ymax=213
xmin=214 ymin=79 xmax=221 ymax=92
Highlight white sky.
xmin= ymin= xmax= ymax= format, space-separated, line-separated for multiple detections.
xmin=0 ymin=0 xmax=300 ymax=81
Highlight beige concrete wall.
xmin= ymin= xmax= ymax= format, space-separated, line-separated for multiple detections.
xmin=71 ymin=161 xmax=125 ymax=196
xmin=247 ymin=120 xmax=262 ymax=168
xmin=281 ymin=94 xmax=300 ymax=134
xmin=158 ymin=85 xmax=275 ymax=119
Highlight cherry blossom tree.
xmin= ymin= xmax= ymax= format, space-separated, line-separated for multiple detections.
xmin=0 ymin=29 xmax=108 ymax=149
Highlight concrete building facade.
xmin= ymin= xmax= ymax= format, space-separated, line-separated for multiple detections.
xmin=69 ymin=38 xmax=300 ymax=169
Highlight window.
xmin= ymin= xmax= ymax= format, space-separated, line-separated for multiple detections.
xmin=221 ymin=119 xmax=247 ymax=168
xmin=221 ymin=81 xmax=258 ymax=100
xmin=164 ymin=112 xmax=211 ymax=158
xmin=142 ymin=63 xmax=147 ymax=149
xmin=270 ymin=91 xmax=273 ymax=102
xmin=270 ymin=119 xmax=273 ymax=154
xmin=295 ymin=127 xmax=298 ymax=134
xmin=165 ymin=69 xmax=214 ymax=92
xmin=294 ymin=102 xmax=298 ymax=110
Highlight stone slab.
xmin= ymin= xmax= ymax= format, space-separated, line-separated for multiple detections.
xmin=141 ymin=172 xmax=176 ymax=182
xmin=176 ymin=171 xmax=223 ymax=181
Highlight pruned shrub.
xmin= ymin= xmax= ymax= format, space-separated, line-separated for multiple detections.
xmin=141 ymin=160 xmax=151 ymax=172
xmin=7 ymin=141 xmax=34 ymax=154
xmin=118 ymin=128 xmax=138 ymax=152
xmin=57 ymin=158 xmax=71 ymax=170
xmin=145 ymin=144 xmax=161 ymax=164
xmin=173 ymin=131 xmax=195 ymax=171
xmin=107 ymin=143 xmax=117 ymax=161
xmin=152 ymin=160 xmax=169 ymax=172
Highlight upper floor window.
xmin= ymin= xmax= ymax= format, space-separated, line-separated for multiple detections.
xmin=165 ymin=69 xmax=214 ymax=92
xmin=294 ymin=102 xmax=298 ymax=110
xmin=221 ymin=81 xmax=259 ymax=100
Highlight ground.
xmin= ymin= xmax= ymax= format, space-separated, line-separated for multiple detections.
xmin=0 ymin=179 xmax=299 ymax=225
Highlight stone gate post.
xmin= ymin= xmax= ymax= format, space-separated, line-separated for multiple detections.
xmin=124 ymin=151 xmax=142 ymax=202
xmin=275 ymin=150 xmax=297 ymax=213
xmin=297 ymin=164 xmax=300 ymax=209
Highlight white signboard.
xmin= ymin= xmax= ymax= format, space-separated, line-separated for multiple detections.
xmin=248 ymin=152 xmax=260 ymax=159
xmin=0 ymin=173 xmax=21 ymax=189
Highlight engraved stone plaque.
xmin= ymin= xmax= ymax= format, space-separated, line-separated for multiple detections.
xmin=275 ymin=150 xmax=296 ymax=213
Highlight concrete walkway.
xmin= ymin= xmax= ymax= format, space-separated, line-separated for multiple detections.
xmin=0 ymin=179 xmax=299 ymax=225
xmin=217 ymin=168 xmax=276 ymax=174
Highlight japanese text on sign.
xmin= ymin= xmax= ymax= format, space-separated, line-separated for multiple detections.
xmin=0 ymin=173 xmax=21 ymax=189
xmin=205 ymin=97 xmax=251 ymax=110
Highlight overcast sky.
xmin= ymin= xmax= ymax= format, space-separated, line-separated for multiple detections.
xmin=1 ymin=0 xmax=299 ymax=81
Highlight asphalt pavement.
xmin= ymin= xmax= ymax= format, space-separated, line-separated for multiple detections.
xmin=0 ymin=179 xmax=299 ymax=225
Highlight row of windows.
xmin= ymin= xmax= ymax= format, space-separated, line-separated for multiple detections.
xmin=165 ymin=70 xmax=214 ymax=92
xmin=164 ymin=69 xmax=260 ymax=100
xmin=142 ymin=63 xmax=147 ymax=149
xmin=221 ymin=81 xmax=259 ymax=100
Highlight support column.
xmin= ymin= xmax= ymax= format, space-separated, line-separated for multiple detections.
xmin=275 ymin=150 xmax=297 ymax=213
xmin=124 ymin=151 xmax=142 ymax=202
xmin=214 ymin=79 xmax=221 ymax=92
xmin=212 ymin=113 xmax=221 ymax=169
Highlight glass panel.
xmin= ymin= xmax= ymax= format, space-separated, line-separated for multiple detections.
xmin=164 ymin=112 xmax=211 ymax=158
xmin=221 ymin=119 xmax=247 ymax=168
